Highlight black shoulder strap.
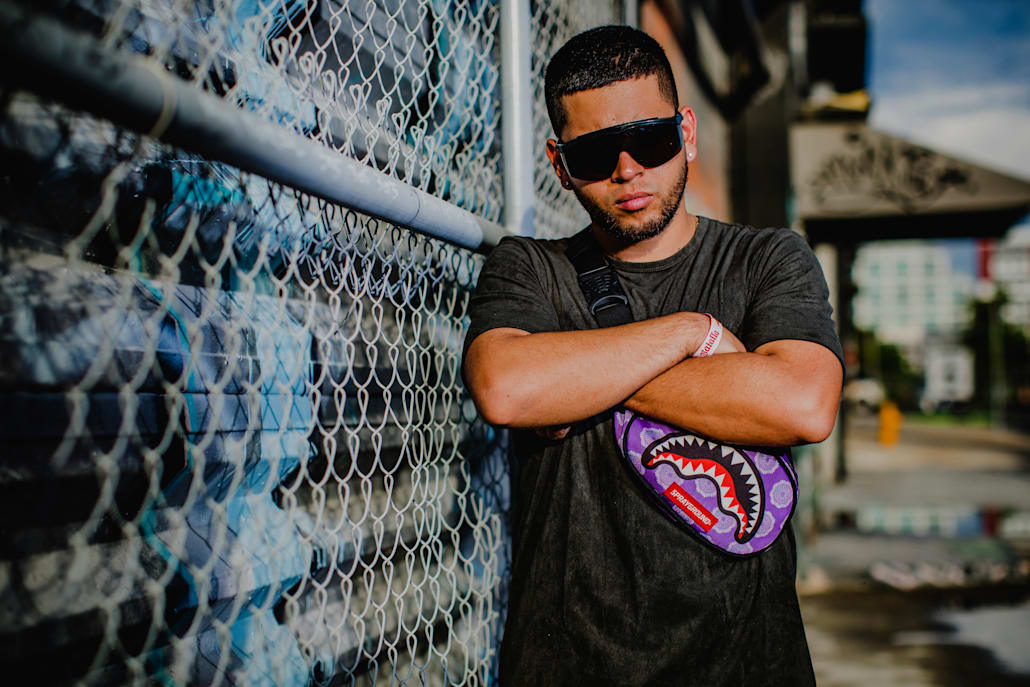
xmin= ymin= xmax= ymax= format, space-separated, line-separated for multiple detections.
xmin=565 ymin=229 xmax=634 ymax=328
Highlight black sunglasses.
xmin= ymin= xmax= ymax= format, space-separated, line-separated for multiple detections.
xmin=555 ymin=113 xmax=684 ymax=182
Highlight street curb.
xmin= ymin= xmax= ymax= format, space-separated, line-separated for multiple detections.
xmin=799 ymin=559 xmax=1030 ymax=595
xmin=824 ymin=504 xmax=1030 ymax=540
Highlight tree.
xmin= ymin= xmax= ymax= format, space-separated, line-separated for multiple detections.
xmin=855 ymin=328 xmax=923 ymax=412
xmin=962 ymin=290 xmax=1030 ymax=427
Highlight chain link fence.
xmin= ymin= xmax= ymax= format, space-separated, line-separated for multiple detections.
xmin=0 ymin=0 xmax=623 ymax=684
xmin=530 ymin=1 xmax=625 ymax=239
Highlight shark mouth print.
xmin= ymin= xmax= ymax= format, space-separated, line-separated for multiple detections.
xmin=641 ymin=432 xmax=764 ymax=544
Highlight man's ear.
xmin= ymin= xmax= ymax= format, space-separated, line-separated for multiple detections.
xmin=679 ymin=106 xmax=698 ymax=162
xmin=545 ymin=139 xmax=574 ymax=189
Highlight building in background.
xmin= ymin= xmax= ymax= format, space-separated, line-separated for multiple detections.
xmin=851 ymin=240 xmax=974 ymax=358
xmin=640 ymin=0 xmax=865 ymax=228
xmin=985 ymin=224 xmax=1030 ymax=331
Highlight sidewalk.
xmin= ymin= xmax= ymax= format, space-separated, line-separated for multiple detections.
xmin=801 ymin=414 xmax=1030 ymax=593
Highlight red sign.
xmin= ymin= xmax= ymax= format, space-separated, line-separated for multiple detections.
xmin=664 ymin=483 xmax=715 ymax=532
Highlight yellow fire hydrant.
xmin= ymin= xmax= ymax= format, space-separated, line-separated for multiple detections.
xmin=878 ymin=400 xmax=902 ymax=446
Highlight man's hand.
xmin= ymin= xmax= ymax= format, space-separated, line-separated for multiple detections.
xmin=536 ymin=324 xmax=745 ymax=442
xmin=466 ymin=309 xmax=841 ymax=446
xmin=464 ymin=311 xmax=713 ymax=429
xmin=712 ymin=325 xmax=746 ymax=356
xmin=624 ymin=338 xmax=842 ymax=445
xmin=535 ymin=425 xmax=572 ymax=440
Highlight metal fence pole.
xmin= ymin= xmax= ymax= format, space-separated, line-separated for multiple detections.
xmin=624 ymin=0 xmax=639 ymax=27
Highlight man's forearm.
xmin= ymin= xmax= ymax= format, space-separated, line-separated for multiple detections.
xmin=464 ymin=312 xmax=712 ymax=427
xmin=623 ymin=340 xmax=843 ymax=446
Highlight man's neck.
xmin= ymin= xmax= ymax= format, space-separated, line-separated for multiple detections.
xmin=593 ymin=209 xmax=698 ymax=262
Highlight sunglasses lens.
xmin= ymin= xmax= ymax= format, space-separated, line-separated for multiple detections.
xmin=626 ymin=122 xmax=682 ymax=168
xmin=561 ymin=140 xmax=619 ymax=182
xmin=560 ymin=117 xmax=682 ymax=182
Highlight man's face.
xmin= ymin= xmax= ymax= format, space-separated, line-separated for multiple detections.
xmin=546 ymin=75 xmax=697 ymax=245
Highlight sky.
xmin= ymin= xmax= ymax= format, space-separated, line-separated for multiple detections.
xmin=864 ymin=0 xmax=1030 ymax=273
xmin=865 ymin=0 xmax=1030 ymax=184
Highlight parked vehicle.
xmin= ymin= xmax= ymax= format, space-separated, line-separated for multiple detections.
xmin=843 ymin=377 xmax=886 ymax=413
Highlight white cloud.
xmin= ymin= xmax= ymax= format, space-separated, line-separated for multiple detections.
xmin=872 ymin=82 xmax=1029 ymax=119
xmin=870 ymin=83 xmax=1030 ymax=182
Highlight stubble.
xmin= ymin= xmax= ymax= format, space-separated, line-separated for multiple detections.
xmin=573 ymin=161 xmax=688 ymax=245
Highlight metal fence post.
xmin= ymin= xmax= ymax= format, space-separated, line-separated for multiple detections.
xmin=624 ymin=0 xmax=639 ymax=27
xmin=501 ymin=0 xmax=535 ymax=237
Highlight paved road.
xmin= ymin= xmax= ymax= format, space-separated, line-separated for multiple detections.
xmin=799 ymin=415 xmax=1030 ymax=686
xmin=828 ymin=414 xmax=1030 ymax=509
xmin=801 ymin=586 xmax=1030 ymax=687
xmin=809 ymin=415 xmax=1030 ymax=578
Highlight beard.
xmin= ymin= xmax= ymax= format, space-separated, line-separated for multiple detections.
xmin=573 ymin=160 xmax=688 ymax=245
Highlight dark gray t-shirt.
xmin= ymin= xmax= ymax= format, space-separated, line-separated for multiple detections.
xmin=464 ymin=217 xmax=843 ymax=686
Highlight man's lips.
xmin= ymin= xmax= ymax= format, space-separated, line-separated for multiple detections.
xmin=615 ymin=192 xmax=653 ymax=211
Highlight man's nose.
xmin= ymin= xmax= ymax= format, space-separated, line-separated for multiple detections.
xmin=611 ymin=149 xmax=643 ymax=181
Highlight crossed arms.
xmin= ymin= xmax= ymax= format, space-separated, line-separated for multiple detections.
xmin=463 ymin=311 xmax=842 ymax=446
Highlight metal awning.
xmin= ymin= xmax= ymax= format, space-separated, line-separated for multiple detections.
xmin=790 ymin=122 xmax=1030 ymax=241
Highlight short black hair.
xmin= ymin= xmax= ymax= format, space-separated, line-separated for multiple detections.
xmin=544 ymin=25 xmax=678 ymax=139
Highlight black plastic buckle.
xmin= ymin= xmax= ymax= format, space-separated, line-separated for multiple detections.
xmin=590 ymin=292 xmax=629 ymax=316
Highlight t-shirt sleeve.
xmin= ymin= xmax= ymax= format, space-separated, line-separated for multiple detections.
xmin=741 ymin=229 xmax=844 ymax=367
xmin=463 ymin=236 xmax=561 ymax=356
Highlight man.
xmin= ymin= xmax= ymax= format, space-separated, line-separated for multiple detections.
xmin=462 ymin=25 xmax=843 ymax=686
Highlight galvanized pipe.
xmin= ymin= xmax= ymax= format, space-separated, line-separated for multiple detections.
xmin=624 ymin=0 xmax=639 ymax=27
xmin=500 ymin=0 xmax=535 ymax=237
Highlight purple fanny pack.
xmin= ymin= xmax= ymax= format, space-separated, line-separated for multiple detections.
xmin=614 ymin=408 xmax=798 ymax=557
xmin=563 ymin=229 xmax=798 ymax=557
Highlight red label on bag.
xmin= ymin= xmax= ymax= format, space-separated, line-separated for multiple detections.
xmin=664 ymin=484 xmax=715 ymax=531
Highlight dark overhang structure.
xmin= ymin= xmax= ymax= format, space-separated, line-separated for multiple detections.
xmin=791 ymin=122 xmax=1030 ymax=243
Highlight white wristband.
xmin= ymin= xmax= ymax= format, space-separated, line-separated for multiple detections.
xmin=691 ymin=314 xmax=723 ymax=358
